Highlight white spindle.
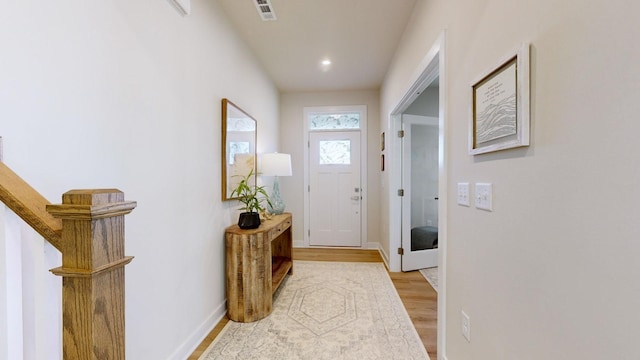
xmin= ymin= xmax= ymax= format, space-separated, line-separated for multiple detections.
xmin=0 ymin=205 xmax=61 ymax=360
xmin=1 ymin=205 xmax=24 ymax=360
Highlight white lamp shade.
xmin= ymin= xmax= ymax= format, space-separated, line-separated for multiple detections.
xmin=261 ymin=153 xmax=292 ymax=176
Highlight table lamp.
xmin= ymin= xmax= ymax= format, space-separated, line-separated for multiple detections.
xmin=260 ymin=153 xmax=292 ymax=214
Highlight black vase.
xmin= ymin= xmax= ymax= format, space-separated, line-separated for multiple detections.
xmin=238 ymin=212 xmax=261 ymax=229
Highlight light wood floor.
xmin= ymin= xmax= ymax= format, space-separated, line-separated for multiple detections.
xmin=188 ymin=248 xmax=437 ymax=359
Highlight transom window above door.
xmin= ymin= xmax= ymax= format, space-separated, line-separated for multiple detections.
xmin=309 ymin=113 xmax=361 ymax=130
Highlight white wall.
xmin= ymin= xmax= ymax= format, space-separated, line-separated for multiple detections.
xmin=0 ymin=0 xmax=279 ymax=358
xmin=279 ymin=91 xmax=381 ymax=248
xmin=382 ymin=0 xmax=640 ymax=359
xmin=404 ymin=86 xmax=439 ymax=118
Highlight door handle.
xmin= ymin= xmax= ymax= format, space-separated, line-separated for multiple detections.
xmin=351 ymin=196 xmax=360 ymax=200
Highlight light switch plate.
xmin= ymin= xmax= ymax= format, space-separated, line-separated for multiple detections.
xmin=457 ymin=182 xmax=470 ymax=206
xmin=475 ymin=183 xmax=493 ymax=211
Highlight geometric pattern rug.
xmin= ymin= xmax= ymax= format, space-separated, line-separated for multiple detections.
xmin=199 ymin=261 xmax=430 ymax=359
xmin=419 ymin=267 xmax=438 ymax=293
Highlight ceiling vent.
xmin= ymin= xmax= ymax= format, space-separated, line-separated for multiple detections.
xmin=254 ymin=0 xmax=277 ymax=21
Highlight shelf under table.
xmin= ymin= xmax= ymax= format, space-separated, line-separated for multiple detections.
xmin=272 ymin=256 xmax=292 ymax=295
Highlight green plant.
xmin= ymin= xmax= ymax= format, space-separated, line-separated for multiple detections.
xmin=230 ymin=168 xmax=272 ymax=214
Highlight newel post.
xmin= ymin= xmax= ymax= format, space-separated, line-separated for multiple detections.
xmin=46 ymin=189 xmax=136 ymax=360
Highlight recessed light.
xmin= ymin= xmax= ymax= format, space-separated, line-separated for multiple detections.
xmin=321 ymin=59 xmax=332 ymax=66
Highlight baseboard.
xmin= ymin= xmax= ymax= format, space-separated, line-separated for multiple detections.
xmin=378 ymin=246 xmax=390 ymax=270
xmin=293 ymin=241 xmax=380 ymax=250
xmin=364 ymin=241 xmax=380 ymax=250
xmin=167 ymin=300 xmax=227 ymax=360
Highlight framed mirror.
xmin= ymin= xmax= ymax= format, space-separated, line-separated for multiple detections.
xmin=222 ymin=98 xmax=257 ymax=201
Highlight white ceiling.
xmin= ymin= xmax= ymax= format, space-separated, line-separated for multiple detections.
xmin=217 ymin=0 xmax=418 ymax=93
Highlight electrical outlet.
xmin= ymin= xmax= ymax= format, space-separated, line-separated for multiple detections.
xmin=457 ymin=182 xmax=470 ymax=206
xmin=475 ymin=183 xmax=493 ymax=211
xmin=461 ymin=310 xmax=471 ymax=342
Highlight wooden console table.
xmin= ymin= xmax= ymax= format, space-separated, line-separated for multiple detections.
xmin=225 ymin=213 xmax=293 ymax=322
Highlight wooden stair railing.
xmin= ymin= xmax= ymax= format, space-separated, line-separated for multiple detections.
xmin=0 ymin=162 xmax=136 ymax=360
xmin=0 ymin=162 xmax=62 ymax=250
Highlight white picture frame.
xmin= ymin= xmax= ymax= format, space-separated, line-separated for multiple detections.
xmin=469 ymin=43 xmax=530 ymax=155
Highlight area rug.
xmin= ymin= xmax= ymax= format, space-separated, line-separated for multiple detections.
xmin=200 ymin=261 xmax=429 ymax=360
xmin=419 ymin=267 xmax=438 ymax=293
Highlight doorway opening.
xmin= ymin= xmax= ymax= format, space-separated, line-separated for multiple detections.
xmin=388 ymin=30 xmax=447 ymax=356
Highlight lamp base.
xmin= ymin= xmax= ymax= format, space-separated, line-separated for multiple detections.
xmin=268 ymin=177 xmax=285 ymax=215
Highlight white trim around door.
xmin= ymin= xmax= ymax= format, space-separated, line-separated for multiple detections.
xmin=388 ymin=30 xmax=448 ymax=360
xmin=301 ymin=105 xmax=368 ymax=248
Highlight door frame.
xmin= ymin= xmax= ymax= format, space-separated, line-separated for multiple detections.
xmin=302 ymin=105 xmax=368 ymax=248
xmin=388 ymin=30 xmax=447 ymax=358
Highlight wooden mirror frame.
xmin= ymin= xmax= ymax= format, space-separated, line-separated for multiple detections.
xmin=221 ymin=98 xmax=257 ymax=201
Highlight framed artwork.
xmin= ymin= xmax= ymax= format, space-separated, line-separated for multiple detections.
xmin=221 ymin=99 xmax=257 ymax=201
xmin=469 ymin=43 xmax=530 ymax=155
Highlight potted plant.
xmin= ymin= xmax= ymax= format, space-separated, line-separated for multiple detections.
xmin=230 ymin=168 xmax=272 ymax=229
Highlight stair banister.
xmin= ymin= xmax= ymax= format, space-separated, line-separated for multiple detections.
xmin=0 ymin=162 xmax=62 ymax=250
xmin=47 ymin=189 xmax=136 ymax=360
xmin=0 ymin=162 xmax=136 ymax=359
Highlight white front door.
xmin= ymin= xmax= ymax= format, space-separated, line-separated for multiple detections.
xmin=401 ymin=116 xmax=439 ymax=271
xmin=309 ymin=131 xmax=361 ymax=247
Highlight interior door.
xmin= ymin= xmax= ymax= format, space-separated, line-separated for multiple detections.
xmin=309 ymin=131 xmax=361 ymax=247
xmin=401 ymin=116 xmax=439 ymax=271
